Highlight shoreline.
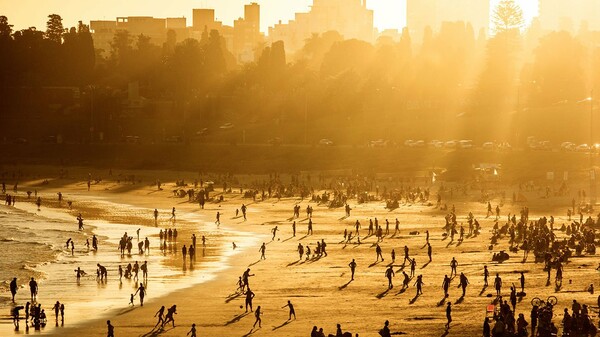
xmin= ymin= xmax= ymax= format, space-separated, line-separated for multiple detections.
xmin=1 ymin=182 xmax=262 ymax=336
xmin=2 ymin=165 xmax=598 ymax=337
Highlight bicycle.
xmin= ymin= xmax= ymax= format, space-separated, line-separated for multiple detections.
xmin=531 ymin=295 xmax=558 ymax=307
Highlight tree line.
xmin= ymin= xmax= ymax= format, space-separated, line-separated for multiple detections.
xmin=0 ymin=0 xmax=599 ymax=145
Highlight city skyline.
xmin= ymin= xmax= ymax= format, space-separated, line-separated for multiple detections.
xmin=2 ymin=0 xmax=539 ymax=34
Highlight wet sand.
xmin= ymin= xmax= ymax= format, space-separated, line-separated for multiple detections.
xmin=3 ymin=168 xmax=598 ymax=337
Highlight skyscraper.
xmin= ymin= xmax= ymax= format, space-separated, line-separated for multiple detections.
xmin=406 ymin=0 xmax=490 ymax=43
xmin=234 ymin=3 xmax=263 ymax=63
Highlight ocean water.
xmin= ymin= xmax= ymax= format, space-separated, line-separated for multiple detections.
xmin=0 ymin=195 xmax=258 ymax=335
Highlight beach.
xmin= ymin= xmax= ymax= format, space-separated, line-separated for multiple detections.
xmin=1 ymin=166 xmax=598 ymax=337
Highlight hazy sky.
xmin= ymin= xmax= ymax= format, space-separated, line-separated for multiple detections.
xmin=1 ymin=0 xmax=538 ymax=33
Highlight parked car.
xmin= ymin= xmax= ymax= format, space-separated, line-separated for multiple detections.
xmin=577 ymin=144 xmax=591 ymax=152
xmin=444 ymin=140 xmax=457 ymax=148
xmin=413 ymin=140 xmax=426 ymax=148
xmin=369 ymin=139 xmax=389 ymax=147
xmin=164 ymin=136 xmax=183 ymax=143
xmin=429 ymin=140 xmax=443 ymax=148
xmin=268 ymin=137 xmax=282 ymax=146
xmin=458 ymin=140 xmax=473 ymax=149
xmin=319 ymin=139 xmax=334 ymax=146
xmin=561 ymin=142 xmax=576 ymax=151
xmin=482 ymin=142 xmax=495 ymax=150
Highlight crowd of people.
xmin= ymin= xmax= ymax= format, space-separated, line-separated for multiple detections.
xmin=4 ymin=170 xmax=600 ymax=337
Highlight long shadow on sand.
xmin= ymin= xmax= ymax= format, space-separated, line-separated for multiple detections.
xmin=225 ymin=292 xmax=242 ymax=303
xmin=141 ymin=326 xmax=175 ymax=337
xmin=242 ymin=327 xmax=259 ymax=337
xmin=339 ymin=280 xmax=352 ymax=290
xmin=479 ymin=286 xmax=488 ymax=296
xmin=369 ymin=261 xmax=383 ymax=268
xmin=395 ymin=287 xmax=407 ymax=295
xmin=409 ymin=294 xmax=420 ymax=304
xmin=272 ymin=320 xmax=292 ymax=331
xmin=225 ymin=312 xmax=250 ymax=326
xmin=287 ymin=260 xmax=300 ymax=267
xmin=376 ymin=288 xmax=390 ymax=299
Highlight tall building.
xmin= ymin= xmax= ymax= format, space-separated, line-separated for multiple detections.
xmin=538 ymin=0 xmax=600 ymax=32
xmin=234 ymin=3 xmax=263 ymax=63
xmin=268 ymin=0 xmax=374 ymax=52
xmin=406 ymin=0 xmax=490 ymax=43
xmin=193 ymin=9 xmax=222 ymax=32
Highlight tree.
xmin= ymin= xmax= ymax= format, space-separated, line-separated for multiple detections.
xmin=46 ymin=14 xmax=64 ymax=44
xmin=493 ymin=0 xmax=525 ymax=34
xmin=0 ymin=16 xmax=13 ymax=39
xmin=529 ymin=32 xmax=585 ymax=106
xmin=110 ymin=30 xmax=133 ymax=64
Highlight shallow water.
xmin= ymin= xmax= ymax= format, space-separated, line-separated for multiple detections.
xmin=0 ymin=194 xmax=258 ymax=335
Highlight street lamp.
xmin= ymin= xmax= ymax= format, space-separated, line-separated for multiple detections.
xmin=580 ymin=92 xmax=596 ymax=204
xmin=589 ymin=91 xmax=596 ymax=205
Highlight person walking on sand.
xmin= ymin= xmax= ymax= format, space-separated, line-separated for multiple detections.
xmin=107 ymin=320 xmax=114 ymax=337
xmin=459 ymin=272 xmax=469 ymax=297
xmin=134 ymin=283 xmax=146 ymax=306
xmin=292 ymin=221 xmax=296 ymax=237
xmin=162 ymin=305 xmax=177 ymax=328
xmin=170 ymin=207 xmax=176 ymax=221
xmin=154 ymin=209 xmax=159 ymax=224
xmin=216 ymin=211 xmax=221 ymax=225
xmin=187 ymin=323 xmax=197 ymax=337
xmin=427 ymin=242 xmax=432 ymax=262
xmin=349 ymin=259 xmax=357 ymax=281
xmin=241 ymin=204 xmax=247 ymax=220
xmin=259 ymin=243 xmax=266 ymax=260
xmin=494 ymin=273 xmax=502 ymax=297
xmin=375 ymin=244 xmax=384 ymax=262
xmin=271 ymin=226 xmax=278 ymax=241
xmin=253 ymin=306 xmax=262 ymax=329
xmin=450 ymin=257 xmax=458 ymax=277
xmin=242 ymin=268 xmax=254 ymax=289
xmin=414 ymin=275 xmax=424 ymax=295
xmin=520 ymin=272 xmax=525 ymax=293
xmin=10 ymin=277 xmax=17 ymax=302
xmin=445 ymin=302 xmax=452 ymax=329
xmin=52 ymin=301 xmax=60 ymax=321
xmin=442 ymin=275 xmax=451 ymax=297
xmin=385 ymin=265 xmax=395 ymax=289
xmin=402 ymin=271 xmax=410 ymax=289
xmin=29 ymin=277 xmax=38 ymax=301
xmin=154 ymin=306 xmax=165 ymax=328
xmin=483 ymin=265 xmax=489 ymax=287
xmin=282 ymin=300 xmax=296 ymax=320
xmin=245 ymin=287 xmax=256 ymax=312
xmin=403 ymin=245 xmax=411 ymax=265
